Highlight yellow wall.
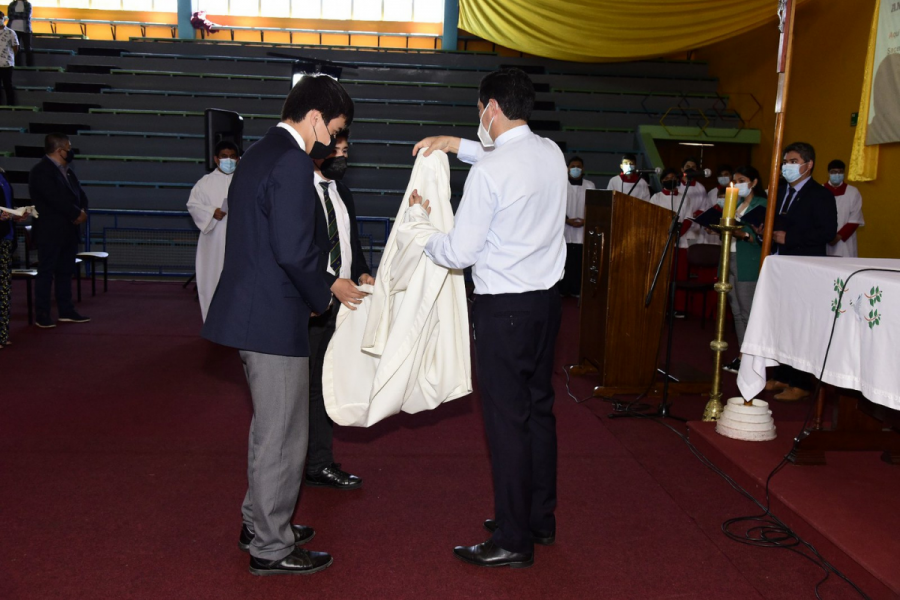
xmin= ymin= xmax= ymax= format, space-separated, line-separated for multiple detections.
xmin=696 ymin=0 xmax=898 ymax=258
xmin=31 ymin=8 xmax=442 ymax=48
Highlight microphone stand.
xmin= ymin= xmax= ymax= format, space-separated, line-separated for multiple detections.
xmin=610 ymin=177 xmax=696 ymax=422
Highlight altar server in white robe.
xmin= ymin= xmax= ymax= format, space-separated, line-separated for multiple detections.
xmin=187 ymin=141 xmax=239 ymax=321
xmin=410 ymin=67 xmax=566 ymax=570
xmin=606 ymin=152 xmax=650 ymax=200
xmin=561 ymin=155 xmax=594 ymax=296
xmin=825 ymin=159 xmax=864 ymax=257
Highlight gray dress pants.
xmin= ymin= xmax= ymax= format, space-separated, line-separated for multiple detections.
xmin=238 ymin=350 xmax=310 ymax=561
xmin=727 ymin=252 xmax=757 ymax=348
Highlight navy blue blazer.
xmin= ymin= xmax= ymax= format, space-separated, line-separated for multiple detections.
xmin=773 ymin=177 xmax=838 ymax=257
xmin=202 ymin=127 xmax=333 ymax=357
xmin=27 ymin=156 xmax=88 ymax=245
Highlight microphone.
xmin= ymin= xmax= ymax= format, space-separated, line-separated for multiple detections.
xmin=628 ymin=167 xmax=662 ymax=175
xmin=683 ymin=168 xmax=712 ymax=178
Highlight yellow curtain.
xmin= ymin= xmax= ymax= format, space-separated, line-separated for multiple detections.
xmin=849 ymin=0 xmax=880 ymax=182
xmin=459 ymin=0 xmax=782 ymax=62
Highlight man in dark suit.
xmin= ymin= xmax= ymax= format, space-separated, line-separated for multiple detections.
xmin=28 ymin=133 xmax=90 ymax=328
xmin=305 ymin=128 xmax=373 ymax=490
xmin=764 ymin=141 xmax=838 ymax=401
xmin=202 ymin=75 xmax=354 ymax=576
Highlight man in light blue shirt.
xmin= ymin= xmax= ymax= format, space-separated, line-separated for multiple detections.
xmin=410 ymin=67 xmax=566 ymax=569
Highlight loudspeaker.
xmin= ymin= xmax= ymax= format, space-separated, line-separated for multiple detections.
xmin=204 ymin=109 xmax=244 ymax=171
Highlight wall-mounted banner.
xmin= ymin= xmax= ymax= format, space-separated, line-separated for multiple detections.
xmin=866 ymin=0 xmax=900 ymax=145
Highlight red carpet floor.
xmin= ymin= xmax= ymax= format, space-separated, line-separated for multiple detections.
xmin=0 ymin=282 xmax=884 ymax=599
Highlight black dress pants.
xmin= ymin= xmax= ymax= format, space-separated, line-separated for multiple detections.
xmin=35 ymin=241 xmax=77 ymax=319
xmin=306 ymin=305 xmax=338 ymax=474
xmin=774 ymin=364 xmax=811 ymax=391
xmin=0 ymin=67 xmax=15 ymax=106
xmin=472 ymin=286 xmax=562 ymax=554
xmin=17 ymin=32 xmax=34 ymax=67
xmin=560 ymin=242 xmax=583 ymax=296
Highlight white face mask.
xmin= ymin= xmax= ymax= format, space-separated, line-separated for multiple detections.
xmin=782 ymin=162 xmax=804 ymax=183
xmin=829 ymin=173 xmax=845 ymax=186
xmin=736 ymin=182 xmax=752 ymax=197
xmin=218 ymin=158 xmax=237 ymax=174
xmin=621 ymin=163 xmax=635 ymax=175
xmin=477 ymin=104 xmax=496 ymax=148
xmin=569 ymin=167 xmax=583 ymax=178
xmin=717 ymin=176 xmax=731 ymax=187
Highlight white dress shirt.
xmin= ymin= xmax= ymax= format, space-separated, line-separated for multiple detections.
xmin=277 ymin=121 xmax=306 ymax=151
xmin=423 ymin=125 xmax=567 ymax=295
xmin=313 ymin=172 xmax=352 ymax=279
xmin=565 ymin=178 xmax=595 ymax=244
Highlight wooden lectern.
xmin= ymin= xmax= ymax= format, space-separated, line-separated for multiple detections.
xmin=570 ymin=190 xmax=706 ymax=397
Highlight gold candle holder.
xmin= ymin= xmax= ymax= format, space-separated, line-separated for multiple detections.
xmin=703 ymin=217 xmax=744 ymax=422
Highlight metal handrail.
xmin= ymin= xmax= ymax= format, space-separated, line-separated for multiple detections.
xmin=34 ymin=17 xmax=440 ymax=48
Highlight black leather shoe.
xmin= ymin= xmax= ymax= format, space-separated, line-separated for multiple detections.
xmin=249 ymin=547 xmax=333 ymax=576
xmin=483 ymin=519 xmax=555 ymax=546
xmin=239 ymin=523 xmax=315 ymax=553
xmin=305 ymin=463 xmax=362 ymax=490
xmin=453 ymin=540 xmax=533 ymax=568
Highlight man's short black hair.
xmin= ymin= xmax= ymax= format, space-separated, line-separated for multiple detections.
xmin=828 ymin=159 xmax=846 ymax=171
xmin=717 ymin=164 xmax=733 ymax=175
xmin=568 ymin=155 xmax=584 ymax=166
xmin=622 ymin=153 xmax=638 ymax=163
xmin=661 ymin=167 xmax=680 ymax=180
xmin=783 ymin=141 xmax=816 ymax=165
xmin=478 ymin=68 xmax=535 ymax=122
xmin=44 ymin=133 xmax=69 ymax=154
xmin=336 ymin=127 xmax=351 ymax=141
xmin=281 ymin=75 xmax=354 ymax=126
xmin=214 ymin=140 xmax=239 ymax=157
xmin=682 ymin=156 xmax=700 ymax=169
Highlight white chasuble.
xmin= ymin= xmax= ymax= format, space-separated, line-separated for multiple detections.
xmin=322 ymin=150 xmax=472 ymax=427
xmin=187 ymin=169 xmax=232 ymax=321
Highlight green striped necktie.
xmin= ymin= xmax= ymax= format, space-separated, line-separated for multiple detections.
xmin=319 ymin=181 xmax=342 ymax=275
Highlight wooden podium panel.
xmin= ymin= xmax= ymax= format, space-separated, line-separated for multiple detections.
xmin=572 ymin=190 xmax=674 ymax=394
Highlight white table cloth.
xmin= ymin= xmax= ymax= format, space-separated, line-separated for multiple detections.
xmin=737 ymin=256 xmax=900 ymax=411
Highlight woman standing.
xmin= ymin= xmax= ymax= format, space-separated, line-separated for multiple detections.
xmin=722 ymin=165 xmax=767 ymax=373
xmin=0 ymin=167 xmax=25 ymax=348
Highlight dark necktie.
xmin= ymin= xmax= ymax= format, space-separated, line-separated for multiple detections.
xmin=319 ymin=181 xmax=342 ymax=275
xmin=780 ymin=187 xmax=796 ymax=215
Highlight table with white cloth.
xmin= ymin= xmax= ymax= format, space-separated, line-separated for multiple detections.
xmin=736 ymin=256 xmax=900 ymax=464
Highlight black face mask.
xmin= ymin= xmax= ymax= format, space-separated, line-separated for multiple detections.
xmin=64 ymin=148 xmax=76 ymax=164
xmin=662 ymin=179 xmax=678 ymax=191
xmin=320 ymin=156 xmax=348 ymax=181
xmin=309 ymin=120 xmax=336 ymax=160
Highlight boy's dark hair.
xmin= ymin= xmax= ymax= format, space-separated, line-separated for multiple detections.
xmin=336 ymin=127 xmax=351 ymax=141
xmin=660 ymin=167 xmax=680 ymax=180
xmin=716 ymin=164 xmax=734 ymax=175
xmin=622 ymin=153 xmax=638 ymax=163
xmin=214 ymin=140 xmax=239 ymax=156
xmin=44 ymin=133 xmax=69 ymax=154
xmin=478 ymin=68 xmax=535 ymax=122
xmin=568 ymin=155 xmax=584 ymax=166
xmin=282 ymin=75 xmax=354 ymax=125
xmin=783 ymin=141 xmax=816 ymax=165
xmin=682 ymin=156 xmax=700 ymax=169
xmin=828 ymin=159 xmax=846 ymax=171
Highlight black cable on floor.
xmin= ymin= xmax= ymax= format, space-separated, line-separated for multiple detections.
xmin=582 ymin=267 xmax=900 ymax=599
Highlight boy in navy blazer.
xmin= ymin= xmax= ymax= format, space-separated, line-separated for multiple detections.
xmin=202 ymin=75 xmax=354 ymax=576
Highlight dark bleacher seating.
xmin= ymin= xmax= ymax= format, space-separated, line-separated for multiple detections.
xmin=2 ymin=38 xmax=739 ymax=220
